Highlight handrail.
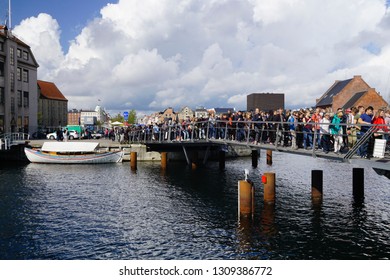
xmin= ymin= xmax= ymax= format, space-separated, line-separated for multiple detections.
xmin=0 ymin=133 xmax=30 ymax=150
xmin=125 ymin=119 xmax=389 ymax=160
xmin=343 ymin=126 xmax=376 ymax=160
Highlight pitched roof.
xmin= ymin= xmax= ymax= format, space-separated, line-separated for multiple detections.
xmin=38 ymin=80 xmax=67 ymax=101
xmin=316 ymin=79 xmax=352 ymax=107
xmin=213 ymin=108 xmax=235 ymax=114
xmin=342 ymin=91 xmax=367 ymax=109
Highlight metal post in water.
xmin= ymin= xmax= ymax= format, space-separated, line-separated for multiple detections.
xmin=266 ymin=149 xmax=272 ymax=165
xmin=353 ymin=168 xmax=364 ymax=200
xmin=130 ymin=152 xmax=137 ymax=171
xmin=263 ymin=172 xmax=276 ymax=204
xmin=311 ymin=170 xmax=323 ymax=201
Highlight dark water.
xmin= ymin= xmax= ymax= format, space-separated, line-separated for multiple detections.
xmin=1 ymin=153 xmax=389 ymax=260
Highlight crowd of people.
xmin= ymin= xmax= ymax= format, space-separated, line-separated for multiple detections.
xmin=116 ymin=106 xmax=390 ymax=158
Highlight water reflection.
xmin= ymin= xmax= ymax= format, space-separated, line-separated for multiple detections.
xmin=1 ymin=154 xmax=390 ymax=259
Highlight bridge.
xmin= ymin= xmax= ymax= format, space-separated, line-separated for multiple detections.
xmin=127 ymin=119 xmax=390 ymax=177
xmin=0 ymin=133 xmax=30 ymax=150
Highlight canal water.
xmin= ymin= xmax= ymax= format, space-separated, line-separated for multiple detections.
xmin=0 ymin=153 xmax=389 ymax=260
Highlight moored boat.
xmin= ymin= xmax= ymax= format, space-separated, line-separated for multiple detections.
xmin=24 ymin=142 xmax=123 ymax=164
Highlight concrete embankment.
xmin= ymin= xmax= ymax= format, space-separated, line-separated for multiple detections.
xmin=5 ymin=139 xmax=253 ymax=163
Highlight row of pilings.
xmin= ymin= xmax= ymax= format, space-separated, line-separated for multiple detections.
xmin=238 ymin=149 xmax=365 ymax=219
xmin=128 ymin=149 xmax=365 ymax=220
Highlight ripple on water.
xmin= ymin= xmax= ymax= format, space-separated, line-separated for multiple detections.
xmin=0 ymin=154 xmax=389 ymax=259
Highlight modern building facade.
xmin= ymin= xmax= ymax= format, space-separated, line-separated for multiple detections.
xmin=247 ymin=93 xmax=285 ymax=112
xmin=37 ymin=80 xmax=68 ymax=129
xmin=0 ymin=26 xmax=39 ymax=134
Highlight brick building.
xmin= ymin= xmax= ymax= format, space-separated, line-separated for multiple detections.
xmin=247 ymin=93 xmax=285 ymax=112
xmin=158 ymin=107 xmax=176 ymax=123
xmin=68 ymin=109 xmax=81 ymax=125
xmin=316 ymin=75 xmax=388 ymax=111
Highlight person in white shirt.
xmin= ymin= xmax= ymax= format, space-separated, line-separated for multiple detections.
xmin=320 ymin=113 xmax=331 ymax=153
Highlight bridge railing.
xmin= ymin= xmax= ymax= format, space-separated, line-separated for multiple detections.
xmin=128 ymin=120 xmax=389 ymax=158
xmin=0 ymin=133 xmax=30 ymax=150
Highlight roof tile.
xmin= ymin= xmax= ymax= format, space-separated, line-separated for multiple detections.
xmin=38 ymin=80 xmax=67 ymax=101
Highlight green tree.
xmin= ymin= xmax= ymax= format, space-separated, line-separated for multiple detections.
xmin=127 ymin=109 xmax=137 ymax=124
xmin=111 ymin=113 xmax=124 ymax=123
xmin=110 ymin=110 xmax=137 ymax=124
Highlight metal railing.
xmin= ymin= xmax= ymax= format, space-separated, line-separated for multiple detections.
xmin=126 ymin=119 xmax=389 ymax=159
xmin=0 ymin=133 xmax=30 ymax=150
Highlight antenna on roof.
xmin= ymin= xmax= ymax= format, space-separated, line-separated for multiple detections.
xmin=8 ymin=0 xmax=11 ymax=29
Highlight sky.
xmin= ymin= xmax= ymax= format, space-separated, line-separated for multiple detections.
xmin=3 ymin=0 xmax=390 ymax=116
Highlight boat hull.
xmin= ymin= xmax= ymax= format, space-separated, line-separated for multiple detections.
xmin=24 ymin=148 xmax=123 ymax=164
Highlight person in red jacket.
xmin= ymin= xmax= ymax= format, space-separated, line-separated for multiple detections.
xmin=372 ymin=109 xmax=388 ymax=139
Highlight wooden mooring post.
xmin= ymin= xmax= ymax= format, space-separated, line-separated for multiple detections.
xmin=311 ymin=170 xmax=323 ymax=201
xmin=161 ymin=152 xmax=168 ymax=169
xmin=266 ymin=150 xmax=273 ymax=165
xmin=130 ymin=152 xmax=137 ymax=171
xmin=251 ymin=149 xmax=258 ymax=168
xmin=353 ymin=168 xmax=364 ymax=200
xmin=238 ymin=180 xmax=255 ymax=218
xmin=219 ymin=150 xmax=225 ymax=169
xmin=263 ymin=172 xmax=276 ymax=204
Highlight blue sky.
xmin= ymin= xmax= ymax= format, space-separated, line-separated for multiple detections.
xmin=4 ymin=0 xmax=390 ymax=115
xmin=1 ymin=0 xmax=114 ymax=50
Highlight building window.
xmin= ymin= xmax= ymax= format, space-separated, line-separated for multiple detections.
xmin=23 ymin=51 xmax=29 ymax=60
xmin=17 ymin=90 xmax=22 ymax=107
xmin=23 ymin=91 xmax=29 ymax=107
xmin=0 ymin=61 xmax=4 ymax=76
xmin=0 ymin=42 xmax=4 ymax=52
xmin=11 ymin=97 xmax=15 ymax=114
xmin=0 ymin=87 xmax=4 ymax=104
xmin=17 ymin=48 xmax=22 ymax=58
xmin=23 ymin=69 xmax=29 ymax=82
xmin=17 ymin=67 xmax=22 ymax=81
xmin=10 ymin=72 xmax=15 ymax=91
xmin=10 ymin=72 xmax=14 ymax=91
xmin=9 ymin=47 xmax=14 ymax=65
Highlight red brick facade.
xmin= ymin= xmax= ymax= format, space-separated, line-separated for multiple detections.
xmin=317 ymin=75 xmax=388 ymax=111
xmin=352 ymin=88 xmax=388 ymax=110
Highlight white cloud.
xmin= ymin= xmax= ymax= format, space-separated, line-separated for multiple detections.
xmin=12 ymin=0 xmax=390 ymax=114
xmin=13 ymin=13 xmax=64 ymax=79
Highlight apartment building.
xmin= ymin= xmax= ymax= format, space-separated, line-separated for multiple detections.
xmin=0 ymin=26 xmax=39 ymax=134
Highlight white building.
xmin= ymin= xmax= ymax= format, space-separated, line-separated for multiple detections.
xmin=80 ymin=105 xmax=108 ymax=127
